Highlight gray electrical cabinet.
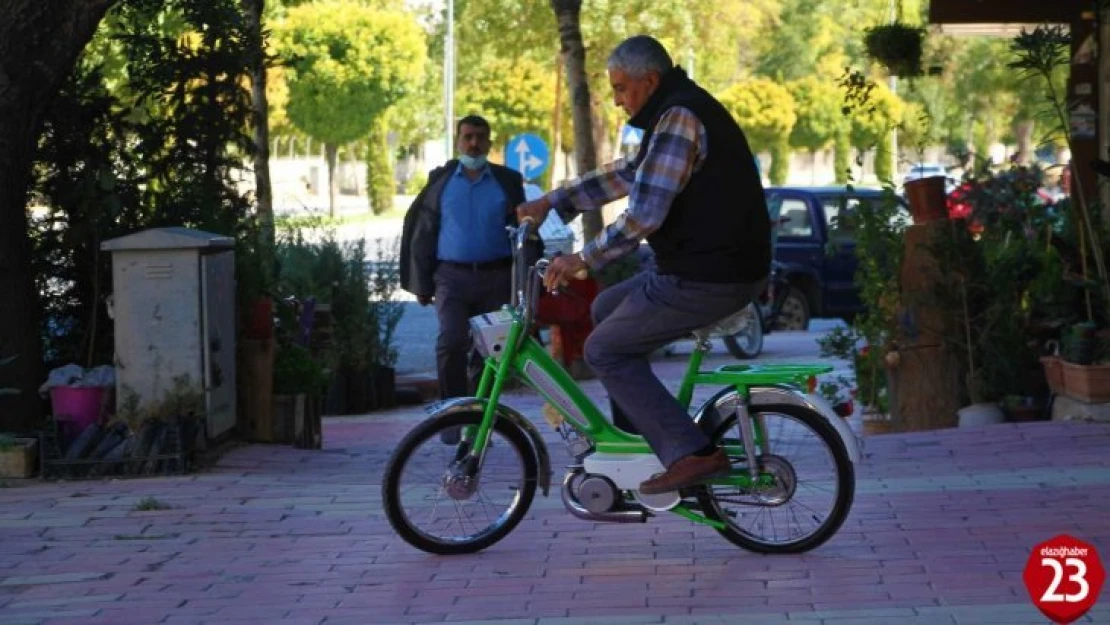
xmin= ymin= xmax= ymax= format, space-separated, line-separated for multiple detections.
xmin=101 ymin=227 xmax=237 ymax=439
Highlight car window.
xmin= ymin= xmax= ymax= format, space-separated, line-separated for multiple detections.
xmin=778 ymin=198 xmax=812 ymax=237
xmin=821 ymin=196 xmax=854 ymax=244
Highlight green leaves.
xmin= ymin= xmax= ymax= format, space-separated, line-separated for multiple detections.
xmin=717 ymin=78 xmax=796 ymax=153
xmin=272 ymin=1 xmax=426 ymax=146
xmin=456 ymin=56 xmax=556 ymax=149
xmin=788 ymin=76 xmax=847 ymax=153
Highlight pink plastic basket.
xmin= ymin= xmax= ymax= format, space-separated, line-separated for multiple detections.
xmin=50 ymin=386 xmax=107 ymax=432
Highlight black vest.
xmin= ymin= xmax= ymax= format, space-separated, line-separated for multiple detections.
xmin=628 ymin=67 xmax=771 ymax=283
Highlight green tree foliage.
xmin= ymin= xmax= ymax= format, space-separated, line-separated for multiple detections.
xmin=758 ymin=0 xmax=851 ymax=81
xmin=848 ymin=79 xmax=902 ymax=150
xmin=455 ymin=0 xmax=779 ymax=165
xmin=272 ymin=1 xmax=426 ymax=214
xmin=718 ymin=78 xmax=797 ymax=153
xmin=456 ymin=56 xmax=556 ymax=150
xmin=788 ymin=76 xmax=846 ymax=153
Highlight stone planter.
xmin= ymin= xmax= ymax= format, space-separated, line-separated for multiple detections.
xmin=0 ymin=438 xmax=38 ymax=478
xmin=1059 ymin=360 xmax=1110 ymax=403
xmin=957 ymin=402 xmax=1006 ymax=427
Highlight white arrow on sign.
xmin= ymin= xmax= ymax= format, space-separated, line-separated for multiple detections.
xmin=514 ymin=139 xmax=544 ymax=174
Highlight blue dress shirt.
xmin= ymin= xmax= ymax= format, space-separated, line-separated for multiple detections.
xmin=437 ymin=164 xmax=512 ymax=263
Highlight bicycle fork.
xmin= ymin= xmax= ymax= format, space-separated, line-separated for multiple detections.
xmin=735 ymin=399 xmax=767 ymax=481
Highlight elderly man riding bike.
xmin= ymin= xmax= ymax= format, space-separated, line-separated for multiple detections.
xmin=516 ymin=34 xmax=772 ymax=495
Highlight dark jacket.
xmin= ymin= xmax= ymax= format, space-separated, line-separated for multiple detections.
xmin=400 ymin=159 xmax=539 ymax=299
xmin=627 ymin=67 xmax=771 ymax=283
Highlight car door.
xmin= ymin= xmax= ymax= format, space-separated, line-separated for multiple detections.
xmin=817 ymin=193 xmax=864 ymax=315
xmin=768 ymin=190 xmax=822 ymax=281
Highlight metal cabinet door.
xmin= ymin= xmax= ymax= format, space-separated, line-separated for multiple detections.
xmin=201 ymin=251 xmax=237 ymax=438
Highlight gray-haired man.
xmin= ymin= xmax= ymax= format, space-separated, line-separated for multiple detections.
xmin=516 ymin=35 xmax=771 ymax=495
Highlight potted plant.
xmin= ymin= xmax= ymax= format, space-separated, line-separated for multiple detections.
xmin=863 ymin=22 xmax=926 ymax=78
xmin=272 ymin=341 xmax=329 ymax=448
xmin=1058 ymin=322 xmax=1110 ymax=402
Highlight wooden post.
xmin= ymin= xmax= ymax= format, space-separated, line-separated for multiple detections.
xmin=892 ymin=221 xmax=965 ymax=432
xmin=241 ymin=338 xmax=275 ymax=441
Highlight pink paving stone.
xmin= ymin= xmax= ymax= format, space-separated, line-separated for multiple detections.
xmin=1 ymin=371 xmax=1108 ymax=625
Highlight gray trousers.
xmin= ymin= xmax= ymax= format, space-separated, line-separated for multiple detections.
xmin=433 ymin=263 xmax=512 ymax=399
xmin=585 ymin=270 xmax=765 ymax=467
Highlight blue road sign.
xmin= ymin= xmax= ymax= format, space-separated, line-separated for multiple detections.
xmin=506 ymin=133 xmax=549 ymax=181
xmin=621 ymin=124 xmax=644 ymax=145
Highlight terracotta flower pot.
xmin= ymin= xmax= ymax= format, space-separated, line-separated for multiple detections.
xmin=904 ymin=175 xmax=948 ymax=224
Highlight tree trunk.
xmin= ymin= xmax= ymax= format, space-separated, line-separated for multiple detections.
xmin=0 ymin=0 xmax=116 ymax=432
xmin=240 ymin=0 xmax=275 ymax=276
xmin=1013 ymin=118 xmax=1035 ymax=165
xmin=550 ymin=0 xmax=602 ymax=243
xmin=325 ymin=143 xmax=338 ymax=217
xmin=551 ymin=51 xmax=563 ymax=187
xmin=591 ymin=95 xmax=612 ymax=166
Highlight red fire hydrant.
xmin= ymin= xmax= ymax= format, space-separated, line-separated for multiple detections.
xmin=535 ymin=276 xmax=600 ymax=378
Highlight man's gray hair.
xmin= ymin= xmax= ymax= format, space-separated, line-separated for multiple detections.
xmin=607 ymin=35 xmax=673 ymax=77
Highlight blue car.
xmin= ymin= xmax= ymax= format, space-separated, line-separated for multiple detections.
xmin=765 ymin=186 xmax=909 ymax=330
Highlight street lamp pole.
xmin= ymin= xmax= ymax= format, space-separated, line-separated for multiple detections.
xmin=888 ymin=0 xmax=899 ymax=176
xmin=444 ymin=0 xmax=455 ymax=159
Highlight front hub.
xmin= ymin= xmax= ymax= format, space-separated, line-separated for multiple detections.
xmin=442 ymin=457 xmax=480 ymax=501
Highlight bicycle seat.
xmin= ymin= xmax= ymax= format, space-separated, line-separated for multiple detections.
xmin=690 ymin=305 xmax=755 ymax=341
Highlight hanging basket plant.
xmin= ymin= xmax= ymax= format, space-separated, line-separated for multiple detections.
xmin=864 ymin=23 xmax=926 ymax=78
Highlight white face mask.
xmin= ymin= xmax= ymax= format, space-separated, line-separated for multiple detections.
xmin=459 ymin=154 xmax=488 ymax=170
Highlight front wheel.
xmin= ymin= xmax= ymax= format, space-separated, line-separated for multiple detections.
xmin=382 ymin=411 xmax=538 ymax=555
xmin=698 ymin=403 xmax=854 ymax=554
xmin=722 ymin=303 xmax=764 ymax=359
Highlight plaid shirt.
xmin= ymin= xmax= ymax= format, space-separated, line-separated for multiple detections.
xmin=546 ymin=106 xmax=707 ymax=269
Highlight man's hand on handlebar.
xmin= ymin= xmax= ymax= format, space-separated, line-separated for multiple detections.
xmin=543 ymin=252 xmax=589 ymax=292
xmin=516 ymin=197 xmax=552 ymax=225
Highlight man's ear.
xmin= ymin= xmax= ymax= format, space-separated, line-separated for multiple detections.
xmin=645 ymin=71 xmax=662 ymax=92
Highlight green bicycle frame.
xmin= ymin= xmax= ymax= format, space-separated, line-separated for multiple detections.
xmin=462 ymin=302 xmax=831 ymax=528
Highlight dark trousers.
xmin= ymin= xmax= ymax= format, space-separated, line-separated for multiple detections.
xmin=433 ymin=263 xmax=512 ymax=399
xmin=585 ymin=270 xmax=765 ymax=467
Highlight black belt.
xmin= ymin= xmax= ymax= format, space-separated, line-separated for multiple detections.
xmin=440 ymin=257 xmax=513 ymax=271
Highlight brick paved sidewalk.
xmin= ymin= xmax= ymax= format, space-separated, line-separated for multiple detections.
xmin=1 ymin=347 xmax=1109 ymax=625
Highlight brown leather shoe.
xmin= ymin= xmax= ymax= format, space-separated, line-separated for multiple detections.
xmin=638 ymin=449 xmax=731 ymax=495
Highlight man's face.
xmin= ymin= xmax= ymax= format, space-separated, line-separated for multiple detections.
xmin=456 ymin=123 xmax=491 ymax=158
xmin=609 ymin=68 xmax=660 ymax=118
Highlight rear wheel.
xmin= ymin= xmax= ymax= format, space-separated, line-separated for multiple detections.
xmin=697 ymin=402 xmax=854 ymax=554
xmin=382 ymin=411 xmax=538 ymax=554
xmin=722 ymin=303 xmax=764 ymax=359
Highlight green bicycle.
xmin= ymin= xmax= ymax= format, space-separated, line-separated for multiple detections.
xmin=382 ymin=219 xmax=860 ymax=555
